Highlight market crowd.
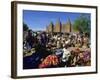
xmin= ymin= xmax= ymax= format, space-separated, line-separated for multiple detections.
xmin=23 ymin=30 xmax=91 ymax=69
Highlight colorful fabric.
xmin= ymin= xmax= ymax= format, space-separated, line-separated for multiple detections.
xmin=39 ymin=55 xmax=59 ymax=68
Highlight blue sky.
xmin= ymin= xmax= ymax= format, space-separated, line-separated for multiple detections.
xmin=23 ymin=10 xmax=90 ymax=31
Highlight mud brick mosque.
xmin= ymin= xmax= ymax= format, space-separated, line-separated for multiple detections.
xmin=46 ymin=18 xmax=78 ymax=33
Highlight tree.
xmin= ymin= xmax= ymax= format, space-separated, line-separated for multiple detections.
xmin=73 ymin=14 xmax=90 ymax=34
xmin=23 ymin=22 xmax=29 ymax=31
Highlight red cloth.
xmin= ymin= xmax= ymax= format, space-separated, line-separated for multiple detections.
xmin=39 ymin=55 xmax=59 ymax=68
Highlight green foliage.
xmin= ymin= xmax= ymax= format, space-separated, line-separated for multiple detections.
xmin=23 ymin=22 xmax=29 ymax=31
xmin=73 ymin=14 xmax=90 ymax=34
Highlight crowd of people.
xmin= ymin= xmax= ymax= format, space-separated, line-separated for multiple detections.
xmin=23 ymin=30 xmax=91 ymax=69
